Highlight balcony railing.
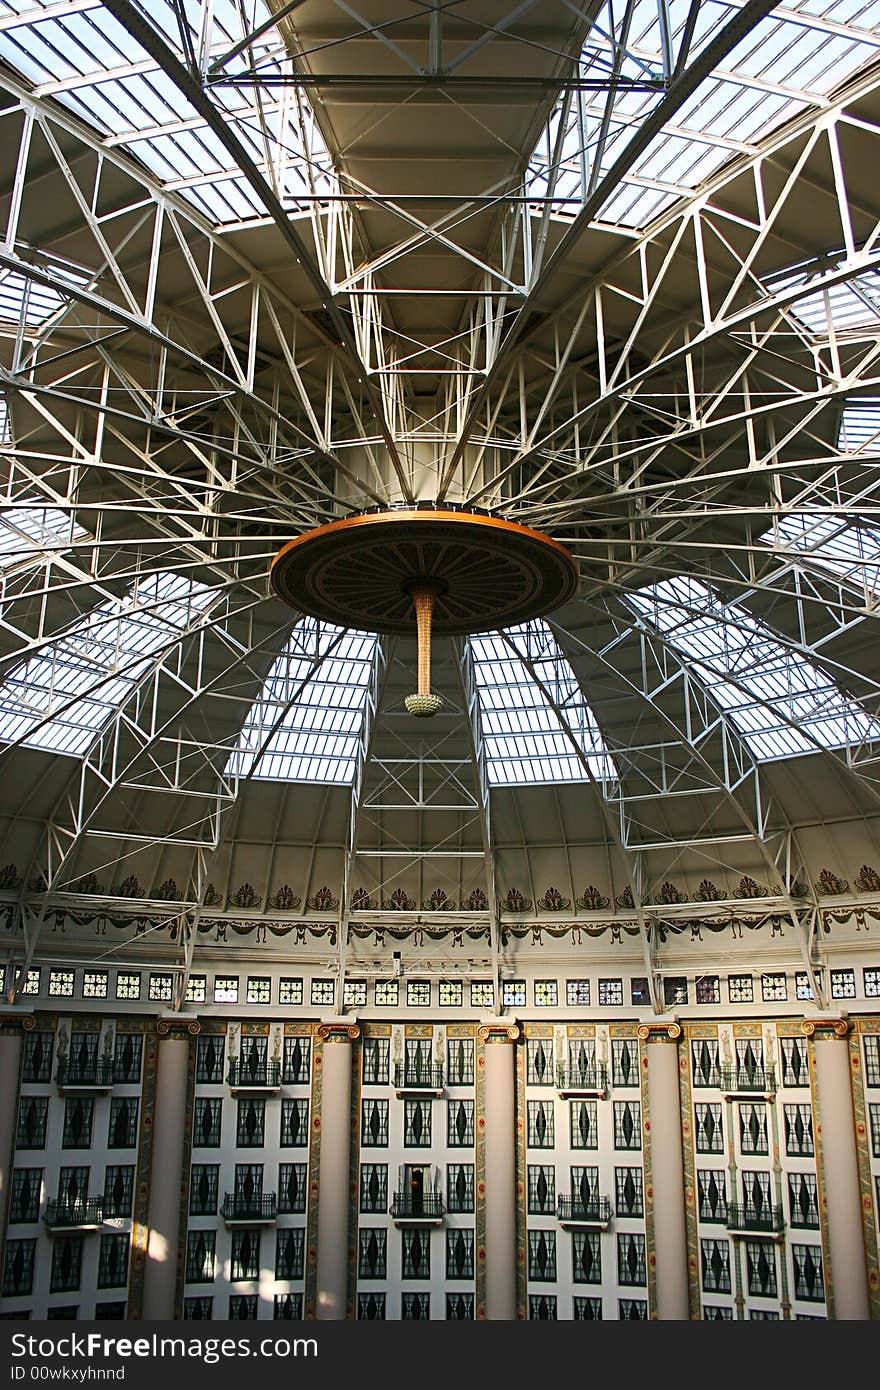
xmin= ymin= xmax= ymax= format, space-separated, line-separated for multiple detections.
xmin=394 ymin=1064 xmax=444 ymax=1093
xmin=227 ymin=1061 xmax=282 ymax=1091
xmin=44 ymin=1198 xmax=104 ymax=1230
xmin=390 ymin=1192 xmax=445 ymax=1222
xmin=55 ymin=1058 xmax=113 ymax=1090
xmin=720 ymin=1067 xmax=776 ymax=1096
xmin=556 ymin=1064 xmax=608 ymax=1096
xmin=220 ymin=1193 xmax=277 ymax=1224
xmin=556 ymin=1195 xmax=613 ymax=1227
xmin=726 ymin=1202 xmax=785 ymax=1236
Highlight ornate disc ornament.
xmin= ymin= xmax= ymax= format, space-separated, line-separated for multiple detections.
xmin=271 ymin=507 xmax=579 ymax=717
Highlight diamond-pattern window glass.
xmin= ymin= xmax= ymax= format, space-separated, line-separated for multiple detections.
xmin=864 ymin=968 xmax=880 ymax=998
xmin=612 ymin=1039 xmax=638 ymax=1088
xmin=196 ymin=1034 xmax=225 ymax=1084
xmin=358 ymin=1228 xmax=387 ymax=1279
xmin=613 ymin=1101 xmax=641 ymax=1150
xmin=728 ymin=975 xmax=753 ymax=1003
xmin=780 ymin=1038 xmax=808 ymax=1088
xmin=362 ymin=1037 xmax=389 ymax=1087
xmin=735 ymin=1038 xmax=764 ymax=1082
xmin=615 ymin=1167 xmax=644 ymax=1218
xmin=619 ymin=1298 xmax=647 ymax=1319
xmin=375 ymin=980 xmax=399 ymax=1006
xmin=572 ymin=1231 xmax=601 ymax=1285
xmin=112 ymin=1032 xmax=143 ymax=1085
xmin=566 ymin=980 xmax=590 ymax=1006
xmin=788 ymin=1172 xmax=820 ymax=1229
xmin=695 ymin=1104 xmax=724 ymax=1154
xmin=189 ymin=1165 xmax=219 ymax=1216
xmin=103 ymin=1165 xmax=134 ymax=1220
xmin=696 ymin=976 xmax=721 ymax=1005
xmin=278 ymin=1163 xmax=307 ymax=1215
xmin=739 ymin=1103 xmax=769 ymax=1156
xmin=446 ymin=1293 xmax=474 ymax=1320
xmin=230 ymin=1230 xmax=260 ymax=1282
xmin=746 ymin=1241 xmax=777 ymax=1297
xmin=830 ymin=969 xmax=856 ymax=999
xmin=229 ymin=1295 xmax=258 ymax=1320
xmin=438 ymin=981 xmax=462 ymax=1007
xmin=526 ymin=1038 xmax=554 ymax=1086
xmin=791 ymin=1244 xmax=825 ymax=1302
xmin=404 ymin=1100 xmax=431 ymax=1147
xmin=280 ymin=1099 xmax=309 ymax=1148
xmin=700 ymin=1239 xmax=731 ymax=1293
xmin=62 ymin=1098 xmax=94 ymax=1149
xmin=447 ymin=1100 xmax=474 ymax=1148
xmin=17 ymin=1096 xmax=49 ymax=1149
xmin=57 ymin=1167 xmax=88 ymax=1210
xmin=470 ymin=981 xmax=494 ymax=1009
xmin=527 ymin=1165 xmax=555 ymax=1215
xmin=697 ymin=1169 xmax=728 ymax=1223
xmin=402 ymin=1229 xmax=431 ymax=1279
xmin=185 ymin=1230 xmax=216 ymax=1284
xmin=193 ymin=1099 xmax=222 ymax=1148
xmin=529 ymin=1294 xmax=557 ymax=1320
xmin=359 ymin=1164 xmax=387 ymax=1215
xmin=50 ymin=1236 xmax=83 ymax=1293
xmin=282 ymin=1036 xmax=311 ymax=1086
xmin=691 ymin=1039 xmax=720 ymax=1088
xmin=784 ymin=1104 xmax=814 ymax=1157
xmin=361 ymin=1100 xmax=389 ymax=1147
xmin=573 ymin=1297 xmax=603 ymax=1319
xmin=357 ymin=1293 xmax=385 ymax=1320
xmin=617 ymin=1233 xmax=646 ymax=1286
xmin=598 ymin=979 xmax=622 ymax=1006
xmin=233 ymin=1164 xmax=264 ymax=1208
xmin=865 ymin=1036 xmax=880 ymax=1087
xmin=501 ymin=980 xmax=526 ymax=1008
xmin=446 ymin=1228 xmax=474 ymax=1280
xmin=22 ymin=1031 xmax=54 ymax=1083
xmin=183 ymin=1297 xmax=212 ymax=1320
xmin=274 ymin=1294 xmax=303 ymax=1320
xmin=447 ymin=1039 xmax=474 ymax=1086
xmin=527 ymin=1229 xmax=557 ymax=1282
xmin=570 ymin=1099 xmax=597 ymax=1150
xmin=3 ymin=1239 xmax=36 ymax=1296
xmin=447 ymin=1164 xmax=475 ymax=1213
xmin=236 ymin=1099 xmax=265 ymax=1148
xmin=238 ymin=1036 xmax=267 ymax=1085
xmin=275 ymin=1228 xmax=305 ymax=1281
xmin=870 ymin=1104 xmax=880 ymax=1158
xmin=402 ymin=1292 xmax=430 ymax=1320
xmin=704 ymin=1306 xmax=733 ymax=1320
xmin=279 ymin=979 xmax=303 ymax=1006
xmin=98 ymin=1239 xmax=130 ymax=1289
xmin=568 ymin=1039 xmax=596 ymax=1082
xmin=534 ymin=981 xmax=558 ymax=1007
xmin=527 ymin=1100 xmax=555 ymax=1148
xmin=761 ymin=973 xmax=787 ymax=1002
xmin=9 ymin=1169 xmax=42 ymax=1223
xmin=570 ymin=1165 xmax=600 ymax=1211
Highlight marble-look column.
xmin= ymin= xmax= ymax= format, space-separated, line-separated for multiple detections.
xmin=0 ymin=1013 xmax=29 ymax=1245
xmin=315 ymin=1020 xmax=359 ymax=1319
xmin=639 ymin=1021 xmax=690 ymax=1319
xmin=141 ymin=1019 xmax=198 ymax=1320
xmin=478 ymin=1020 xmax=520 ymax=1320
xmin=803 ymin=1017 xmax=869 ymax=1319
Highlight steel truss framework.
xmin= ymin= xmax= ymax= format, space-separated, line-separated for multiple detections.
xmin=0 ymin=1 xmax=878 ymax=1010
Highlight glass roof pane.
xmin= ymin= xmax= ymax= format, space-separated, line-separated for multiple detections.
xmin=226 ymin=619 xmax=377 ymax=785
xmin=0 ymin=501 xmax=89 ymax=572
xmin=838 ymin=397 xmax=880 ymax=451
xmin=628 ymin=575 xmax=880 ymax=760
xmin=759 ymin=513 xmax=880 ymax=596
xmin=469 ymin=621 xmax=616 ymax=786
xmin=0 ymin=570 xmax=216 ymax=756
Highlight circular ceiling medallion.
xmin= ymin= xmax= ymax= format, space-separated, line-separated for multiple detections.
xmin=270 ymin=508 xmax=579 ymax=635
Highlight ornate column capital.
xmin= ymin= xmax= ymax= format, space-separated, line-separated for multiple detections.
xmin=156 ymin=1016 xmax=201 ymax=1039
xmin=637 ymin=1020 xmax=682 ymax=1043
xmin=477 ymin=1019 xmax=521 ymax=1043
xmin=317 ymin=1020 xmax=360 ymax=1043
xmin=801 ymin=1016 xmax=850 ymax=1039
xmin=0 ymin=1012 xmax=35 ymax=1037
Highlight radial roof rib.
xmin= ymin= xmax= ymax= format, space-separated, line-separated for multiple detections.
xmin=98 ymin=0 xmax=411 ymax=500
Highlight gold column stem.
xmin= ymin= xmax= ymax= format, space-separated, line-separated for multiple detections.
xmin=411 ymin=584 xmax=438 ymax=696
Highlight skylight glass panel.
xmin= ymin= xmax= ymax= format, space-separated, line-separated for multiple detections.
xmin=838 ymin=397 xmax=880 ymax=451
xmin=0 ymin=502 xmax=89 ymax=572
xmin=0 ymin=263 xmax=88 ymax=331
xmin=226 ymin=619 xmax=377 ymax=784
xmin=628 ymin=576 xmax=880 ymax=760
xmin=759 ymin=514 xmax=880 ymax=597
xmin=0 ymin=0 xmax=335 ymax=230
xmin=765 ymin=260 xmax=880 ymax=335
xmin=0 ymin=571 xmax=216 ymax=756
xmin=469 ymin=621 xmax=616 ymax=786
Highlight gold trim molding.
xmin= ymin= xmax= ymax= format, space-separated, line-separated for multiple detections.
xmin=801 ymin=1018 xmax=850 ymax=1039
xmin=156 ymin=1019 xmax=201 ymax=1039
xmin=317 ymin=1021 xmax=360 ymax=1042
xmin=637 ymin=1022 xmax=682 ymax=1042
xmin=477 ymin=1022 xmax=521 ymax=1043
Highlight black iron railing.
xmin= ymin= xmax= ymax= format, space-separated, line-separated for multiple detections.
xmin=44 ymin=1198 xmax=104 ymax=1227
xmin=556 ymin=1064 xmax=608 ymax=1091
xmin=220 ymin=1193 xmax=277 ymax=1222
xmin=726 ymin=1202 xmax=784 ymax=1234
xmin=394 ymin=1064 xmax=444 ymax=1090
xmin=390 ymin=1192 xmax=445 ymax=1219
xmin=720 ymin=1067 xmax=776 ymax=1093
xmin=556 ymin=1195 xmax=613 ymax=1224
xmin=55 ymin=1058 xmax=113 ymax=1088
xmin=227 ymin=1061 xmax=281 ymax=1088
